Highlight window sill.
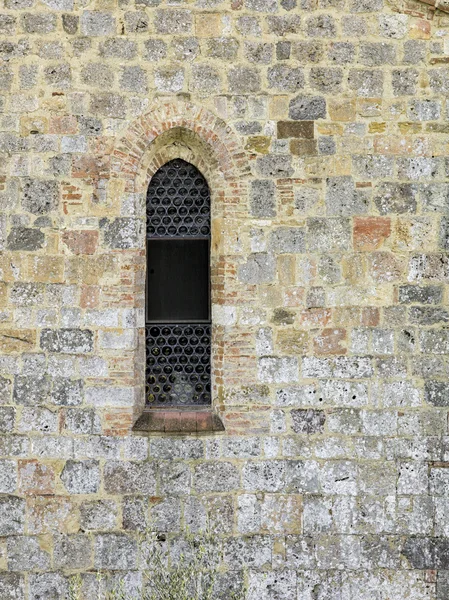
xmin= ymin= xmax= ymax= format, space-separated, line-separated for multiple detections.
xmin=132 ymin=409 xmax=225 ymax=434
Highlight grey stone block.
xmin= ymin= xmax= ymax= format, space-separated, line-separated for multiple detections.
xmin=7 ymin=536 xmax=50 ymax=571
xmin=13 ymin=376 xmax=50 ymax=405
xmin=81 ymin=62 xmax=113 ymax=88
xmin=154 ymin=9 xmax=192 ymax=34
xmin=40 ymin=329 xmax=93 ymax=354
xmin=238 ymin=253 xmax=276 ymax=284
xmin=228 ymin=67 xmax=260 ymax=94
xmin=7 ymin=227 xmax=44 ymax=250
xmin=268 ymin=65 xmax=304 ymax=91
xmin=29 ymin=573 xmax=68 ymax=600
xmin=94 ymin=534 xmax=138 ymax=570
xmin=54 ymin=534 xmax=92 ymax=569
xmin=250 ymin=180 xmax=276 ymax=218
xmin=326 ymin=176 xmax=369 ymax=215
xmin=194 ymin=461 xmax=239 ymax=492
xmin=60 ymin=459 xmax=100 ymax=493
xmin=100 ymin=39 xmax=136 ymax=59
xmin=269 ymin=227 xmax=305 ymax=253
xmin=103 ymin=460 xmax=156 ymax=494
xmin=307 ymin=14 xmax=336 ymax=37
xmin=80 ymin=11 xmax=115 ymax=36
xmin=289 ymin=95 xmax=326 ymax=120
xmin=291 ymin=409 xmax=326 ymax=434
xmin=0 ymin=574 xmax=25 ymax=600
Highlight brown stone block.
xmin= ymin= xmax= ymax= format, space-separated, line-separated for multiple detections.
xmin=49 ymin=115 xmax=78 ymax=135
xmin=276 ymin=330 xmax=309 ymax=354
xmin=195 ymin=13 xmax=222 ymax=36
xmin=27 ymin=256 xmax=65 ymax=283
xmin=328 ymin=98 xmax=356 ymax=122
xmin=409 ymin=18 xmax=431 ymax=39
xmin=62 ymin=230 xmax=99 ymax=255
xmin=354 ymin=217 xmax=392 ymax=252
xmin=299 ymin=308 xmax=332 ymax=328
xmin=0 ymin=329 xmax=35 ymax=353
xmin=80 ymin=285 xmax=99 ymax=309
xmin=245 ymin=136 xmax=271 ymax=154
xmin=369 ymin=122 xmax=387 ymax=134
xmin=20 ymin=116 xmax=48 ymax=136
xmin=27 ymin=496 xmax=78 ymax=534
xmin=290 ymin=139 xmax=318 ymax=156
xmin=18 ymin=460 xmax=55 ymax=496
xmin=0 ymin=282 xmax=7 ymax=307
xmin=313 ymin=328 xmax=347 ymax=355
xmin=277 ymin=121 xmax=314 ymax=139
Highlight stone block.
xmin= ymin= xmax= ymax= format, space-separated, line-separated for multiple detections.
xmin=308 ymin=218 xmax=351 ymax=251
xmin=7 ymin=536 xmax=50 ymax=571
xmin=103 ymin=460 xmax=156 ymax=494
xmin=154 ymin=9 xmax=192 ymax=34
xmin=289 ymin=95 xmax=326 ymax=120
xmin=94 ymin=534 xmax=138 ymax=570
xmin=80 ymin=11 xmax=115 ymax=36
xmin=425 ymin=381 xmax=449 ymax=407
xmin=0 ymin=574 xmax=25 ymax=600
xmin=291 ymin=409 xmax=326 ymax=434
xmin=60 ymin=459 xmax=100 ymax=494
xmin=29 ymin=573 xmax=69 ymax=600
xmin=269 ymin=227 xmax=305 ymax=253
xmin=375 ymin=181 xmax=418 ymax=214
xmin=268 ymin=65 xmax=304 ymax=92
xmin=54 ymin=534 xmax=92 ymax=569
xmin=40 ymin=329 xmax=93 ymax=354
xmin=228 ymin=67 xmax=260 ymax=94
xmin=13 ymin=376 xmax=50 ymax=405
xmin=258 ymin=356 xmax=298 ymax=383
xmin=100 ymin=39 xmax=136 ymax=59
xmin=194 ymin=461 xmax=239 ymax=492
xmin=238 ymin=253 xmax=275 ymax=284
xmin=100 ymin=217 xmax=143 ymax=249
xmin=0 ymin=496 xmax=25 ymax=535
xmin=7 ymin=227 xmax=44 ymax=250
xmin=306 ymin=14 xmax=336 ymax=37
xmin=21 ymin=13 xmax=56 ymax=33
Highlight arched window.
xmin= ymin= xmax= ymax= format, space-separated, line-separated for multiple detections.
xmin=145 ymin=159 xmax=211 ymax=407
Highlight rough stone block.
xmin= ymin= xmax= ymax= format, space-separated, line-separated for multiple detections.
xmin=7 ymin=536 xmax=50 ymax=571
xmin=103 ymin=460 xmax=156 ymax=494
xmin=60 ymin=459 xmax=100 ymax=494
xmin=258 ymin=356 xmax=298 ymax=383
xmin=80 ymin=11 xmax=115 ymax=36
xmin=194 ymin=461 xmax=239 ymax=492
xmin=289 ymin=95 xmax=326 ymax=120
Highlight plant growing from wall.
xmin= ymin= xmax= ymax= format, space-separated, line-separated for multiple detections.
xmin=69 ymin=530 xmax=247 ymax=600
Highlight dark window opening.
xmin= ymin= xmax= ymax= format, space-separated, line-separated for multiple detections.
xmin=146 ymin=159 xmax=211 ymax=407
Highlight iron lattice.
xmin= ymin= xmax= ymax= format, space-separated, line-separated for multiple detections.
xmin=146 ymin=158 xmax=210 ymax=239
xmin=146 ymin=159 xmax=211 ymax=407
xmin=146 ymin=324 xmax=211 ymax=406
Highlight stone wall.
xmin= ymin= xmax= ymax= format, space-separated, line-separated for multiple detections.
xmin=1 ymin=0 xmax=449 ymax=597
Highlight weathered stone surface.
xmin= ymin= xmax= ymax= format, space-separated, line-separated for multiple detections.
xmin=40 ymin=329 xmax=93 ymax=354
xmin=94 ymin=534 xmax=138 ymax=570
xmin=289 ymin=95 xmax=326 ymax=120
xmin=60 ymin=459 xmax=100 ymax=493
xmin=7 ymin=227 xmax=44 ymax=250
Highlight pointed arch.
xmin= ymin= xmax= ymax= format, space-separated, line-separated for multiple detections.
xmin=104 ymin=100 xmax=249 ymax=432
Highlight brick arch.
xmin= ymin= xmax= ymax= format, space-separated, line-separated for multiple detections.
xmin=106 ymin=100 xmax=249 ymax=433
xmin=111 ymin=99 xmax=249 ymax=194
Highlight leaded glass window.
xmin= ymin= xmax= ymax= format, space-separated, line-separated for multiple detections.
xmin=145 ymin=159 xmax=211 ymax=406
